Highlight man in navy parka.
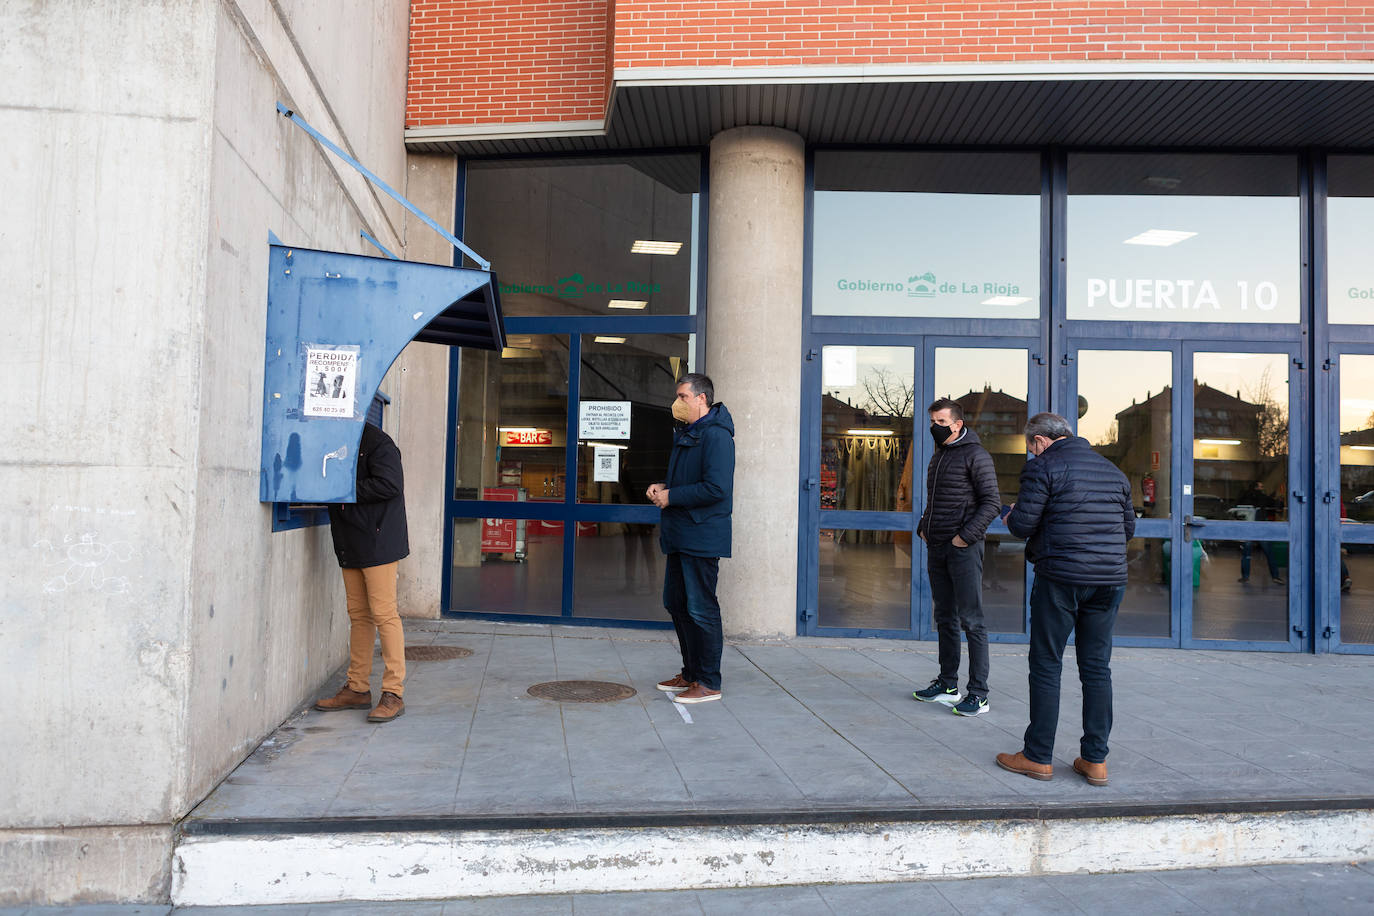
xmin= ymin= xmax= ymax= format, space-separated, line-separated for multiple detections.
xmin=647 ymin=373 xmax=735 ymax=705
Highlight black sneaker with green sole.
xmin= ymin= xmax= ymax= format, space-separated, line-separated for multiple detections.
xmin=913 ymin=679 xmax=961 ymax=705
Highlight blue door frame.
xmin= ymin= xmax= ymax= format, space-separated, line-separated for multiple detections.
xmin=1322 ymin=341 xmax=1374 ymax=655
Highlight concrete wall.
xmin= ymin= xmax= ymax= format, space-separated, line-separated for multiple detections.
xmin=0 ymin=0 xmax=416 ymax=903
xmin=706 ymin=127 xmax=806 ymax=638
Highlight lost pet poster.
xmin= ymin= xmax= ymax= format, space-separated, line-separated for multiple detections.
xmin=304 ymin=346 xmax=359 ymax=417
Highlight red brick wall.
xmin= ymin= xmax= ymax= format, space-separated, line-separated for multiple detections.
xmin=613 ymin=1 xmax=1374 ymax=67
xmin=409 ymin=1 xmax=1374 ymax=128
xmin=407 ymin=1 xmax=611 ymax=128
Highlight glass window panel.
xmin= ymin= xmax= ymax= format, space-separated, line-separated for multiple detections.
xmin=933 ymin=347 xmax=1028 ymax=508
xmin=449 ymin=518 xmax=562 ymax=616
xmin=1077 ymin=350 xmax=1172 ymax=518
xmin=464 ymin=156 xmax=699 ymax=316
xmin=812 ymin=151 xmax=1041 ymax=319
xmin=573 ymin=523 xmax=670 ymax=621
xmin=454 ymin=335 xmax=568 ymax=500
xmin=1067 ymin=154 xmax=1299 ymax=323
xmin=1192 ymin=353 xmax=1289 ymax=522
xmin=821 ymin=346 xmax=915 ymax=513
xmin=1340 ymin=542 xmax=1374 ymax=645
xmin=1327 ymin=156 xmax=1374 ymax=325
xmin=981 ymin=536 xmax=1025 ymax=634
xmin=818 ymin=529 xmax=910 ymax=630
xmin=1339 ymin=355 xmax=1374 ymax=520
xmin=1191 ymin=540 xmax=1288 ymax=641
xmin=577 ymin=334 xmax=690 ymax=505
xmin=1119 ymin=537 xmax=1171 ymax=638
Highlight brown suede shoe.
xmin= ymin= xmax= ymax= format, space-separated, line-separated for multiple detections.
xmin=673 ymin=684 xmax=721 ymax=704
xmin=367 ymin=691 xmax=405 ymax=723
xmin=1073 ymin=757 xmax=1108 ymax=786
xmin=656 ymin=674 xmax=692 ymax=693
xmin=315 ymin=686 xmax=371 ymax=711
xmin=996 ymin=751 xmax=1053 ymax=781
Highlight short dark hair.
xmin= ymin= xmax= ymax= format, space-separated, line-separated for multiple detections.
xmin=678 ymin=372 xmax=714 ymax=405
xmin=1024 ymin=412 xmax=1073 ymax=442
xmin=927 ymin=397 xmax=964 ymax=422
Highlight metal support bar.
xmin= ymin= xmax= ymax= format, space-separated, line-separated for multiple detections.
xmin=360 ymin=229 xmax=398 ymax=260
xmin=276 ymin=102 xmax=491 ymax=270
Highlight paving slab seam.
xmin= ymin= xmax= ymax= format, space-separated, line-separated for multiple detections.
xmin=179 ymin=794 xmax=1374 ymax=836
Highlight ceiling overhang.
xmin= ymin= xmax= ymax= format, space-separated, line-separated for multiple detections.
xmin=405 ymin=66 xmax=1374 ymax=156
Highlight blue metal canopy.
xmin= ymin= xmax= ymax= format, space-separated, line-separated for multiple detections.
xmin=259 ymin=243 xmax=504 ymax=504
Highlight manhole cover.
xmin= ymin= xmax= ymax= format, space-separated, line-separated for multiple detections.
xmin=527 ymin=680 xmax=637 ymax=703
xmin=405 ymin=645 xmax=473 ymax=661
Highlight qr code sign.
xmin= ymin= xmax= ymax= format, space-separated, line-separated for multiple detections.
xmin=599 ymin=456 xmax=613 ymax=471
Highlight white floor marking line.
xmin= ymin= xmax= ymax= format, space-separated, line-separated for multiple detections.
xmin=671 ymin=696 xmax=693 ymax=723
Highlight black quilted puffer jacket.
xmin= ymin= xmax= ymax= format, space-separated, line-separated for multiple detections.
xmin=1005 ymin=436 xmax=1136 ymax=586
xmin=916 ymin=426 xmax=1002 ymax=545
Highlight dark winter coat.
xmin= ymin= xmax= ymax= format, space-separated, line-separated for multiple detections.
xmin=916 ymin=426 xmax=1001 ymax=545
xmin=328 ymin=422 xmax=410 ymax=569
xmin=659 ymin=404 xmax=735 ymax=558
xmin=1005 ymin=436 xmax=1136 ymax=586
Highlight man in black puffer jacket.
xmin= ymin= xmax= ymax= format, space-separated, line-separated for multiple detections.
xmin=315 ymin=422 xmax=410 ymax=724
xmin=912 ymin=398 xmax=1002 ymax=718
xmin=997 ymin=412 xmax=1135 ymax=787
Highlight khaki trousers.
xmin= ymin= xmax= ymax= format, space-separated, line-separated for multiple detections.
xmin=341 ymin=562 xmax=405 ymax=697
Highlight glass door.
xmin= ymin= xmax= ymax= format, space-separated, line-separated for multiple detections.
xmin=1180 ymin=346 xmax=1304 ymax=649
xmin=1067 ymin=341 xmax=1306 ymax=649
xmin=1325 ymin=347 xmax=1374 ymax=654
xmin=803 ymin=337 xmax=1041 ymax=639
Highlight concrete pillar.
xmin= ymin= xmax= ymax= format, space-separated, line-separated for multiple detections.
xmin=706 ymin=127 xmax=805 ymax=638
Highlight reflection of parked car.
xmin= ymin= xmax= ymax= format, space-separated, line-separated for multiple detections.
xmin=1349 ymin=491 xmax=1374 ymax=523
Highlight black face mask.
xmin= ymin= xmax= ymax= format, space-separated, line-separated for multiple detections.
xmin=930 ymin=423 xmax=955 ymax=446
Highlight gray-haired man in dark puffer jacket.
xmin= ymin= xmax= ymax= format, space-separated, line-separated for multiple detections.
xmin=997 ymin=412 xmax=1135 ymax=787
xmin=912 ymin=397 xmax=1002 ymax=717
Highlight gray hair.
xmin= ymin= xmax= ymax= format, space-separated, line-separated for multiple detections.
xmin=678 ymin=372 xmax=714 ymax=405
xmin=1024 ymin=411 xmax=1073 ymax=442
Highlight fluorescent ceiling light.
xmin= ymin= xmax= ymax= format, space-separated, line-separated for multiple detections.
xmin=1123 ymin=229 xmax=1197 ymax=247
xmin=593 ymin=335 xmax=627 ymax=344
xmin=1198 ymin=438 xmax=1242 ymax=445
xmin=847 ymin=428 xmax=893 ymax=436
xmin=1352 ymin=445 xmax=1374 ymax=451
xmin=608 ymin=299 xmax=648 ymax=309
xmin=498 ymin=426 xmax=539 ymax=433
xmin=631 ymin=240 xmax=682 ymax=255
xmin=582 ymin=441 xmax=629 ymax=450
xmin=981 ymin=296 xmax=1031 ymax=307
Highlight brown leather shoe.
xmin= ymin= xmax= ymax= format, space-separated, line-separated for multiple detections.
xmin=315 ymin=686 xmax=371 ymax=711
xmin=657 ymin=674 xmax=692 ymax=692
xmin=367 ymin=691 xmax=405 ymax=723
xmin=996 ymin=751 xmax=1053 ymax=781
xmin=1073 ymin=757 xmax=1109 ymax=786
xmin=673 ymin=684 xmax=721 ymax=704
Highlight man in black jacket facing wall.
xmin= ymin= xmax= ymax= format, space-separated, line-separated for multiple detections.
xmin=997 ymin=412 xmax=1134 ymax=786
xmin=912 ymin=397 xmax=1002 ymax=717
xmin=314 ymin=422 xmax=410 ymax=723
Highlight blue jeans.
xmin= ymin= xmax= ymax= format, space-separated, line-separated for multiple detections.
xmin=663 ymin=553 xmax=723 ymax=690
xmin=1023 ymin=576 xmax=1124 ymax=766
xmin=927 ymin=539 xmax=990 ymax=699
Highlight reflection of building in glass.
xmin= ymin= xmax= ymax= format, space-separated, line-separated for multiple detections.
xmin=956 ymin=385 xmax=1027 ymax=504
xmin=1339 ymin=425 xmax=1374 ymax=520
xmin=1103 ymin=383 xmax=1286 ymax=520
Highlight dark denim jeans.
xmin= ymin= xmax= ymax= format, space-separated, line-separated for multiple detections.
xmin=927 ymin=539 xmax=989 ymax=699
xmin=663 ymin=553 xmax=723 ymax=690
xmin=1023 ymin=576 xmax=1125 ymax=766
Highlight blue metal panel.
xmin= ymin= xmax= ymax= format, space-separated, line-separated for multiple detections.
xmin=260 ymin=244 xmax=501 ymax=504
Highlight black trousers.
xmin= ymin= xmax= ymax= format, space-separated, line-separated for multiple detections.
xmin=927 ymin=539 xmax=989 ymax=699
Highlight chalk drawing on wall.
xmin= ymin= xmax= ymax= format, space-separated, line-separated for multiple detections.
xmin=33 ymin=532 xmax=135 ymax=594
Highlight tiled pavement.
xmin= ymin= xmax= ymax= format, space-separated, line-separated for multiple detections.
xmin=189 ymin=620 xmax=1374 ymax=823
xmin=8 ymin=861 xmax=1374 ymax=913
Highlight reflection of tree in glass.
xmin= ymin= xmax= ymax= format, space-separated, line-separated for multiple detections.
xmin=1244 ymin=366 xmax=1288 ymax=458
xmin=1094 ymin=419 xmax=1119 ymax=448
xmin=860 ymin=367 xmax=914 ymax=420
